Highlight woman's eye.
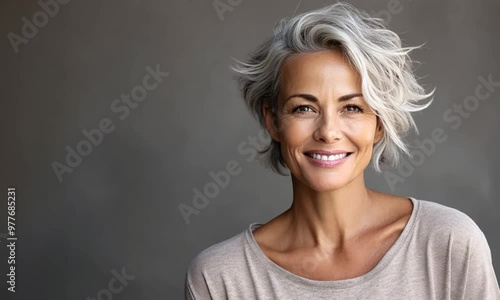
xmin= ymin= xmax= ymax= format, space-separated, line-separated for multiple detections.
xmin=343 ymin=104 xmax=363 ymax=113
xmin=292 ymin=105 xmax=314 ymax=113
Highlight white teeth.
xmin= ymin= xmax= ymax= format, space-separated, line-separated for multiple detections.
xmin=310 ymin=153 xmax=348 ymax=161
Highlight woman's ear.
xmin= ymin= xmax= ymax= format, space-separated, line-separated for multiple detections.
xmin=262 ymin=103 xmax=281 ymax=142
xmin=374 ymin=116 xmax=384 ymax=144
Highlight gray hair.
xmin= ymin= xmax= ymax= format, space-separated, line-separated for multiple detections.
xmin=230 ymin=1 xmax=435 ymax=175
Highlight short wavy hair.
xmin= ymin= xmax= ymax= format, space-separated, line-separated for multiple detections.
xmin=230 ymin=1 xmax=434 ymax=175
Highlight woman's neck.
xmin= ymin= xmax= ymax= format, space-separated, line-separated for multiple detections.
xmin=282 ymin=175 xmax=379 ymax=250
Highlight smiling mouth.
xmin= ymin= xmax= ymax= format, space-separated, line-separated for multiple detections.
xmin=304 ymin=152 xmax=353 ymax=161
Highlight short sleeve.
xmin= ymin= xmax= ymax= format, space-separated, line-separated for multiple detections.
xmin=184 ymin=271 xmax=197 ymax=300
xmin=184 ymin=255 xmax=214 ymax=300
xmin=463 ymin=228 xmax=500 ymax=299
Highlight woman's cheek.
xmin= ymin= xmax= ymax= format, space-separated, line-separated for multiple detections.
xmin=342 ymin=117 xmax=376 ymax=138
xmin=284 ymin=120 xmax=315 ymax=141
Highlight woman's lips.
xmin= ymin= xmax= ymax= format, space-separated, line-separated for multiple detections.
xmin=304 ymin=152 xmax=352 ymax=167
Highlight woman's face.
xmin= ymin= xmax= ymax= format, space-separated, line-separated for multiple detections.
xmin=264 ymin=50 xmax=383 ymax=192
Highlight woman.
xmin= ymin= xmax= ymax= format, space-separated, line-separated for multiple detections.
xmin=185 ymin=2 xmax=500 ymax=299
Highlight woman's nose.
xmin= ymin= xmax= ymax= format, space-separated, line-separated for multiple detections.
xmin=313 ymin=112 xmax=342 ymax=143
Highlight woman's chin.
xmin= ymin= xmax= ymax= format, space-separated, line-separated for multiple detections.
xmin=302 ymin=175 xmax=349 ymax=192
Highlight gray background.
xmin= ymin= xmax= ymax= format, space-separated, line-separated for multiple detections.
xmin=2 ymin=0 xmax=499 ymax=299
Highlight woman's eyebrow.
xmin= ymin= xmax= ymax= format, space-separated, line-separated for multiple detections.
xmin=285 ymin=93 xmax=363 ymax=103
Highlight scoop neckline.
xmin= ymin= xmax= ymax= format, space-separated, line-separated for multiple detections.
xmin=245 ymin=197 xmax=420 ymax=289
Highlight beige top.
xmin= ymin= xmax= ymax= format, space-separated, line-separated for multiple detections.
xmin=185 ymin=197 xmax=500 ymax=299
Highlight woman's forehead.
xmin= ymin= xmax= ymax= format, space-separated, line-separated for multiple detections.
xmin=279 ymin=51 xmax=362 ymax=97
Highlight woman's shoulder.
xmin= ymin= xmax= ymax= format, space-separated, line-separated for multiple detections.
xmin=186 ymin=226 xmax=249 ymax=277
xmin=185 ymin=226 xmax=255 ymax=299
xmin=412 ymin=198 xmax=500 ymax=298
xmin=413 ymin=197 xmax=488 ymax=247
xmin=416 ymin=198 xmax=481 ymax=231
